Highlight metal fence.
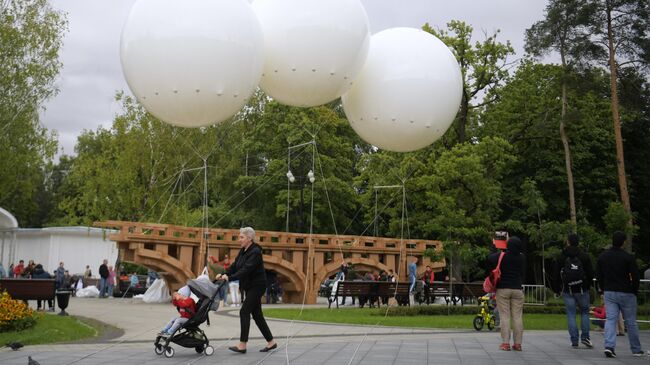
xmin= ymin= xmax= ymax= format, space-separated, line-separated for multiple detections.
xmin=523 ymin=284 xmax=547 ymax=306
xmin=523 ymin=279 xmax=650 ymax=307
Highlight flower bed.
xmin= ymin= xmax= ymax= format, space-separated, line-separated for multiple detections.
xmin=0 ymin=291 xmax=38 ymax=332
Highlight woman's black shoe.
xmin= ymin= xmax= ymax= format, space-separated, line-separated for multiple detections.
xmin=260 ymin=343 xmax=277 ymax=352
xmin=228 ymin=346 xmax=246 ymax=354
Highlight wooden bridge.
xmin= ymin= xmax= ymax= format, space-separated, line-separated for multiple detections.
xmin=95 ymin=221 xmax=445 ymax=304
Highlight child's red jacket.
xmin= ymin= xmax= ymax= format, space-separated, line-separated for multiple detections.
xmin=593 ymin=306 xmax=606 ymax=319
xmin=173 ymin=297 xmax=197 ymax=319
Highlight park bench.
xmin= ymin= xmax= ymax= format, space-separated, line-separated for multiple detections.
xmin=458 ymin=282 xmax=484 ymax=305
xmin=0 ymin=278 xmax=56 ymax=304
xmin=388 ymin=282 xmax=411 ymax=306
xmin=328 ymin=281 xmax=376 ymax=308
xmin=429 ymin=281 xmax=452 ymax=303
xmin=328 ymin=281 xmax=411 ymax=308
xmin=416 ymin=281 xmax=484 ymax=306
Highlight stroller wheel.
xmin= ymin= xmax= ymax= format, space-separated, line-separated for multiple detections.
xmin=204 ymin=345 xmax=214 ymax=356
xmin=472 ymin=316 xmax=484 ymax=331
xmin=164 ymin=346 xmax=175 ymax=358
xmin=195 ymin=346 xmax=204 ymax=354
xmin=154 ymin=344 xmax=164 ymax=355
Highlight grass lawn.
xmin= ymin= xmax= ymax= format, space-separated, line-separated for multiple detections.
xmin=263 ymin=308 xmax=650 ymax=331
xmin=0 ymin=314 xmax=98 ymax=346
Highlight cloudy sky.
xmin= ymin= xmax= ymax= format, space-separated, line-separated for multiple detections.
xmin=43 ymin=0 xmax=549 ymax=158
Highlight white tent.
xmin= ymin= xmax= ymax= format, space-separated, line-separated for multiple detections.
xmin=0 ymin=209 xmax=118 ymax=276
xmin=0 ymin=207 xmax=18 ymax=274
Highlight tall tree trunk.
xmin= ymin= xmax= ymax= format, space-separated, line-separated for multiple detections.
xmin=559 ymin=54 xmax=577 ymax=230
xmin=606 ymin=3 xmax=634 ymax=248
xmin=457 ymin=91 xmax=468 ymax=144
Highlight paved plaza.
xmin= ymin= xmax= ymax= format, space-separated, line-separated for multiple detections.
xmin=1 ymin=297 xmax=649 ymax=364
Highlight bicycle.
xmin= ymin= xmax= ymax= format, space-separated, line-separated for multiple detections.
xmin=473 ymin=294 xmax=496 ymax=331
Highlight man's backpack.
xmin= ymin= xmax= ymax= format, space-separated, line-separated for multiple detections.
xmin=561 ymin=256 xmax=584 ymax=292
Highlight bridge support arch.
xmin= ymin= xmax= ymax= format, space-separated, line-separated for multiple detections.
xmin=97 ymin=221 xmax=445 ymax=304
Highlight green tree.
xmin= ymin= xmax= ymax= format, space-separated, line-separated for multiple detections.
xmin=617 ymin=69 xmax=650 ymax=257
xmin=423 ymin=20 xmax=514 ymax=145
xmin=480 ymin=62 xmax=618 ymax=232
xmin=52 ymin=93 xmax=221 ymax=225
xmin=358 ymin=137 xmax=517 ymax=280
xmin=231 ymin=100 xmax=368 ymax=234
xmin=525 ymin=0 xmax=602 ymax=229
xmin=586 ymin=0 xmax=650 ymax=240
xmin=0 ymin=0 xmax=67 ymax=226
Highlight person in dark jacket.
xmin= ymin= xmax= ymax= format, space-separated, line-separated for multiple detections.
xmin=32 ymin=264 xmax=54 ymax=311
xmin=218 ymin=227 xmax=276 ymax=354
xmin=596 ymin=231 xmax=646 ymax=358
xmin=488 ymin=236 xmax=525 ymax=352
xmin=55 ymin=262 xmax=66 ymax=290
xmin=552 ymin=233 xmax=594 ymax=349
xmin=98 ymin=259 xmax=109 ymax=298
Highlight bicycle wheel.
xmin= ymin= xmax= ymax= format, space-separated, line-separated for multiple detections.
xmin=473 ymin=316 xmax=484 ymax=331
xmin=487 ymin=316 xmax=496 ymax=331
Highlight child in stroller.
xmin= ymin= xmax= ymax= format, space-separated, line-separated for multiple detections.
xmin=154 ymin=278 xmax=225 ymax=358
xmin=158 ymin=287 xmax=196 ymax=336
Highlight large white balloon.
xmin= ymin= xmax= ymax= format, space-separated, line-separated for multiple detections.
xmin=252 ymin=0 xmax=370 ymax=107
xmin=342 ymin=28 xmax=463 ymax=152
xmin=120 ymin=0 xmax=264 ymax=127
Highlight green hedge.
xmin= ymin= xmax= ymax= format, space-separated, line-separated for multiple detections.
xmin=382 ymin=304 xmax=650 ymax=317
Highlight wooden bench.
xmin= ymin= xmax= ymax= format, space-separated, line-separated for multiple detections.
xmin=387 ymin=282 xmax=411 ymax=306
xmin=431 ymin=281 xmax=451 ymax=301
xmin=458 ymin=282 xmax=484 ymax=305
xmin=328 ymin=281 xmax=411 ymax=308
xmin=0 ymin=278 xmax=56 ymax=303
xmin=416 ymin=281 xmax=483 ymax=306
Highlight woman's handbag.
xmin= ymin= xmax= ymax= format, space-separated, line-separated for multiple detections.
xmin=483 ymin=251 xmax=505 ymax=293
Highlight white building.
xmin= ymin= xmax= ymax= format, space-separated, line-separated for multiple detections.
xmin=0 ymin=207 xmax=118 ymax=276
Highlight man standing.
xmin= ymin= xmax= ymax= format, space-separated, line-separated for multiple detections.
xmin=408 ymin=257 xmax=417 ymax=304
xmin=421 ymin=265 xmax=435 ymax=304
xmin=554 ymin=233 xmax=593 ymax=349
xmin=596 ymin=231 xmax=646 ymax=358
xmin=98 ymin=259 xmax=109 ymax=298
xmin=55 ymin=262 xmax=66 ymax=290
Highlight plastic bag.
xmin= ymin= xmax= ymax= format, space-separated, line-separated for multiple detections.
xmin=76 ymin=285 xmax=100 ymax=298
xmin=142 ymin=278 xmax=172 ymax=303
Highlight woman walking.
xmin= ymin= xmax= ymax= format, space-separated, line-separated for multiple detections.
xmin=488 ymin=236 xmax=525 ymax=351
xmin=216 ymin=227 xmax=276 ymax=354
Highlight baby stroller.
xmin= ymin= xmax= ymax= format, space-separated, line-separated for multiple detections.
xmin=154 ymin=279 xmax=225 ymax=358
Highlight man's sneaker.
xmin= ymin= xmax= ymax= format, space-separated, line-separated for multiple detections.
xmin=633 ymin=351 xmax=648 ymax=357
xmin=604 ymin=348 xmax=616 ymax=358
xmin=571 ymin=343 xmax=579 ymax=349
xmin=581 ymin=338 xmax=593 ymax=348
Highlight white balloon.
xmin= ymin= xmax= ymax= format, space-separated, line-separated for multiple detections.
xmin=120 ymin=0 xmax=264 ymax=127
xmin=252 ymin=0 xmax=370 ymax=107
xmin=342 ymin=28 xmax=463 ymax=152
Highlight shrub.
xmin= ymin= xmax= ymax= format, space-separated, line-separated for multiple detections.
xmin=380 ymin=303 xmax=650 ymax=317
xmin=0 ymin=291 xmax=38 ymax=332
xmin=380 ymin=304 xmax=571 ymax=316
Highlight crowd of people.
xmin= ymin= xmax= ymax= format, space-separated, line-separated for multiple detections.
xmin=0 ymin=258 xmax=132 ymax=299
xmin=0 ymin=260 xmax=75 ymax=310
